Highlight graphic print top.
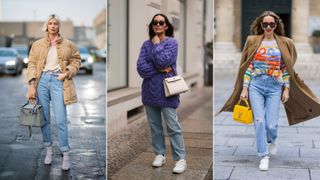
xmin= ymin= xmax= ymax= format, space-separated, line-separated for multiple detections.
xmin=243 ymin=39 xmax=290 ymax=88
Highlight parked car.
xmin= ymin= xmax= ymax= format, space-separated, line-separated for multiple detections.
xmin=95 ymin=49 xmax=106 ymax=62
xmin=78 ymin=46 xmax=94 ymax=74
xmin=14 ymin=46 xmax=29 ymax=68
xmin=0 ymin=47 xmax=23 ymax=75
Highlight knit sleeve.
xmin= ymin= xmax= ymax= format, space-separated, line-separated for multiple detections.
xmin=137 ymin=41 xmax=159 ymax=79
xmin=151 ymin=38 xmax=178 ymax=69
xmin=281 ymin=59 xmax=290 ymax=88
xmin=243 ymin=61 xmax=254 ymax=87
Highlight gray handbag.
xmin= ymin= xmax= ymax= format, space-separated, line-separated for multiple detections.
xmin=19 ymin=101 xmax=45 ymax=137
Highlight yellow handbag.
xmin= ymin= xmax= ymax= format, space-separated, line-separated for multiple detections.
xmin=233 ymin=99 xmax=253 ymax=124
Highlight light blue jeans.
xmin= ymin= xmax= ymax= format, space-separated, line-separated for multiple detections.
xmin=145 ymin=106 xmax=186 ymax=160
xmin=37 ymin=72 xmax=70 ymax=152
xmin=249 ymin=75 xmax=282 ymax=157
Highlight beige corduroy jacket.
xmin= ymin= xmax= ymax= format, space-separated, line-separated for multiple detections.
xmin=27 ymin=34 xmax=81 ymax=105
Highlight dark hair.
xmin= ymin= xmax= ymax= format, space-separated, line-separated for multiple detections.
xmin=148 ymin=13 xmax=174 ymax=40
xmin=250 ymin=11 xmax=285 ymax=36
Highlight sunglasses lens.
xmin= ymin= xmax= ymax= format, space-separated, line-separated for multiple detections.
xmin=262 ymin=23 xmax=267 ymax=28
xmin=262 ymin=22 xmax=276 ymax=28
xmin=152 ymin=21 xmax=165 ymax=26
xmin=269 ymin=22 xmax=276 ymax=28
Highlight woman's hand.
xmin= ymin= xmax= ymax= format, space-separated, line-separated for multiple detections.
xmin=27 ymin=84 xmax=37 ymax=100
xmin=240 ymin=87 xmax=249 ymax=100
xmin=57 ymin=71 xmax=70 ymax=81
xmin=160 ymin=67 xmax=172 ymax=73
xmin=282 ymin=87 xmax=289 ymax=103
xmin=152 ymin=35 xmax=160 ymax=44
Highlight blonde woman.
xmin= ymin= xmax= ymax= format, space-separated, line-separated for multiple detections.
xmin=27 ymin=14 xmax=81 ymax=170
xmin=218 ymin=11 xmax=320 ymax=171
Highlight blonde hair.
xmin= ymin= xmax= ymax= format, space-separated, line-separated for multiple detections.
xmin=42 ymin=14 xmax=61 ymax=32
xmin=250 ymin=11 xmax=285 ymax=36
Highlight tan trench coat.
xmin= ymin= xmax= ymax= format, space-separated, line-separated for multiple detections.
xmin=27 ymin=35 xmax=81 ymax=105
xmin=218 ymin=34 xmax=320 ymax=125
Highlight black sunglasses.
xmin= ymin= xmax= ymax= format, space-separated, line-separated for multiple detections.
xmin=152 ymin=20 xmax=165 ymax=26
xmin=261 ymin=22 xmax=276 ymax=29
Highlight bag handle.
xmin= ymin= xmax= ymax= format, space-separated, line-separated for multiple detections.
xmin=22 ymin=98 xmax=42 ymax=114
xmin=237 ymin=98 xmax=250 ymax=108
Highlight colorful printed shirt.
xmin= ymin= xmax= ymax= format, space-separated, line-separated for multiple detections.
xmin=243 ymin=39 xmax=290 ymax=88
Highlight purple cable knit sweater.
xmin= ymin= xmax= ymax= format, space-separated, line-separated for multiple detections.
xmin=137 ymin=37 xmax=180 ymax=108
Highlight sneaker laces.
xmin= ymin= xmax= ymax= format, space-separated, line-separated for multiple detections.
xmin=155 ymin=155 xmax=164 ymax=161
xmin=175 ymin=159 xmax=186 ymax=168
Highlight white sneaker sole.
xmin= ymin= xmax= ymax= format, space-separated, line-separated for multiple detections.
xmin=152 ymin=160 xmax=165 ymax=167
xmin=173 ymin=168 xmax=187 ymax=174
xmin=259 ymin=166 xmax=268 ymax=171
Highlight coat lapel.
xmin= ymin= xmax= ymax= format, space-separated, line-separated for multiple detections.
xmin=274 ymin=34 xmax=293 ymax=70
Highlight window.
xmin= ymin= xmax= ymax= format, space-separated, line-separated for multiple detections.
xmin=107 ymin=0 xmax=128 ymax=90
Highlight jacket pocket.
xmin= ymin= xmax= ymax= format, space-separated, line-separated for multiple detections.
xmin=63 ymin=79 xmax=77 ymax=104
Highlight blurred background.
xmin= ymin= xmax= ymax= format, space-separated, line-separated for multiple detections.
xmin=0 ymin=0 xmax=107 ymax=179
xmin=214 ymin=0 xmax=320 ymax=77
xmin=0 ymin=0 xmax=106 ymax=74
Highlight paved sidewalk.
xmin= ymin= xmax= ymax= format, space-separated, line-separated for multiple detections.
xmin=109 ymin=87 xmax=213 ymax=180
xmin=214 ymin=75 xmax=320 ymax=180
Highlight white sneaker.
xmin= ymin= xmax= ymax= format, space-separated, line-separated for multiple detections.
xmin=173 ymin=159 xmax=187 ymax=174
xmin=152 ymin=155 xmax=165 ymax=167
xmin=259 ymin=156 xmax=269 ymax=171
xmin=44 ymin=146 xmax=52 ymax=165
xmin=62 ymin=152 xmax=71 ymax=170
xmin=269 ymin=142 xmax=278 ymax=155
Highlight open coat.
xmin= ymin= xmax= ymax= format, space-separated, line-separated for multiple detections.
xmin=218 ymin=34 xmax=320 ymax=125
xmin=27 ymin=35 xmax=81 ymax=105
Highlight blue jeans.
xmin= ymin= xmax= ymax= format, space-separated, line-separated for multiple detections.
xmin=37 ymin=72 xmax=69 ymax=152
xmin=249 ymin=75 xmax=282 ymax=157
xmin=145 ymin=106 xmax=186 ymax=160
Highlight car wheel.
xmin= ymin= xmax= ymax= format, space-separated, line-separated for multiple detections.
xmin=12 ymin=71 xmax=18 ymax=76
xmin=86 ymin=69 xmax=93 ymax=74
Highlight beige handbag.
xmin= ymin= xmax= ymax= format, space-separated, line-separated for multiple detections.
xmin=163 ymin=75 xmax=189 ymax=97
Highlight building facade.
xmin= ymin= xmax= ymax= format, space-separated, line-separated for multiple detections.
xmin=214 ymin=0 xmax=320 ymax=78
xmin=107 ymin=0 xmax=213 ymax=137
xmin=215 ymin=0 xmax=320 ymax=53
xmin=0 ymin=21 xmax=74 ymax=40
xmin=93 ymin=8 xmax=106 ymax=49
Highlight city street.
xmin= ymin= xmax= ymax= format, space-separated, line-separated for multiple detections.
xmin=214 ymin=73 xmax=320 ymax=180
xmin=0 ymin=62 xmax=106 ymax=179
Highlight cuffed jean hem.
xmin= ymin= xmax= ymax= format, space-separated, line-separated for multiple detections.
xmin=257 ymin=151 xmax=269 ymax=157
xmin=44 ymin=142 xmax=70 ymax=152
xmin=43 ymin=142 xmax=52 ymax=147
xmin=60 ymin=146 xmax=70 ymax=152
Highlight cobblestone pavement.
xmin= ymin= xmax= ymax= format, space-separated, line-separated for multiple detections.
xmin=0 ymin=62 xmax=106 ymax=180
xmin=214 ymin=73 xmax=320 ymax=180
xmin=108 ymin=86 xmax=213 ymax=180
